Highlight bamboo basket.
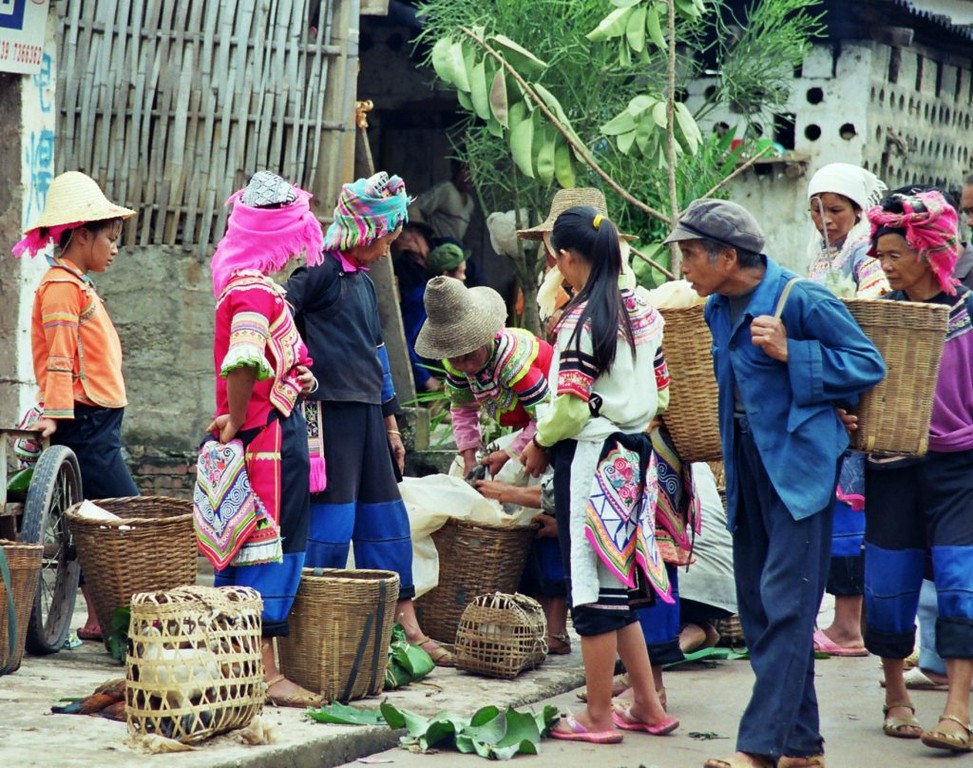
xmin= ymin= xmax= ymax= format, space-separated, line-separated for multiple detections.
xmin=126 ymin=585 xmax=263 ymax=743
xmin=415 ymin=519 xmax=537 ymax=644
xmin=659 ymin=304 xmax=722 ymax=462
xmin=278 ymin=568 xmax=399 ymax=703
xmin=66 ymin=497 xmax=197 ymax=644
xmin=842 ymin=299 xmax=948 ymax=455
xmin=714 ymin=615 xmax=745 ymax=647
xmin=454 ymin=592 xmax=547 ymax=679
xmin=0 ymin=541 xmax=43 ymax=674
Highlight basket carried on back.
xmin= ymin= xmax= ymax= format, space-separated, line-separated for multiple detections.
xmin=715 ymin=614 xmax=745 ymax=647
xmin=842 ymin=298 xmax=948 ymax=455
xmin=415 ymin=518 xmax=537 ymax=644
xmin=278 ymin=568 xmax=399 ymax=702
xmin=0 ymin=541 xmax=43 ymax=674
xmin=659 ymin=304 xmax=722 ymax=462
xmin=454 ymin=592 xmax=547 ymax=679
xmin=126 ymin=585 xmax=263 ymax=743
xmin=66 ymin=496 xmax=196 ymax=644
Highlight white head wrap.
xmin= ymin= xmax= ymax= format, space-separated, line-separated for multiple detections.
xmin=807 ymin=163 xmax=887 ymax=210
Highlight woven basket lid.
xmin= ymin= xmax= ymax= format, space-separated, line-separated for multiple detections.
xmin=414 ymin=276 xmax=507 ymax=360
xmin=24 ymin=171 xmax=136 ymax=233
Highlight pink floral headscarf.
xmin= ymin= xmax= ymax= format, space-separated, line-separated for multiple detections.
xmin=867 ymin=190 xmax=961 ymax=296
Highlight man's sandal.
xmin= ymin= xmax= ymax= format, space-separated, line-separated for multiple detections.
xmin=414 ymin=634 xmax=455 ymax=667
xmin=703 ymin=753 xmax=774 ymax=768
xmin=265 ymin=674 xmax=323 ymax=708
xmin=778 ymin=756 xmax=825 ymax=767
xmin=920 ymin=715 xmax=973 ymax=752
xmin=546 ymin=632 xmax=572 ymax=655
xmin=882 ymin=701 xmax=922 ymax=739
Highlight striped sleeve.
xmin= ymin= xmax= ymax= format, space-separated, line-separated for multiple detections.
xmin=221 ymin=309 xmax=273 ymax=380
xmin=37 ymin=282 xmax=83 ymax=418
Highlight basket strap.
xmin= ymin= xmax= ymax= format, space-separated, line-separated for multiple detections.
xmin=773 ymin=277 xmax=803 ymax=320
xmin=341 ymin=609 xmax=375 ymax=702
xmin=368 ymin=579 xmax=388 ymax=694
xmin=0 ymin=547 xmax=16 ymax=675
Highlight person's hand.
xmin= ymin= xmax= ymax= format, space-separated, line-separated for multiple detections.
xmin=519 ymin=440 xmax=549 ymax=477
xmin=532 ymin=513 xmax=558 ymax=538
xmin=206 ymin=413 xmax=242 ymax=444
xmin=34 ymin=417 xmax=58 ymax=438
xmin=296 ymin=365 xmax=316 ymax=395
xmin=474 ymin=479 xmax=513 ymax=503
xmin=388 ymin=430 xmax=406 ymax=474
xmin=836 ymin=407 xmax=858 ymax=434
xmin=482 ymin=450 xmax=510 ymax=476
xmin=424 ymin=376 xmax=443 ymax=392
xmin=647 ymin=415 xmax=662 ymax=433
xmin=750 ymin=315 xmax=789 ymax=362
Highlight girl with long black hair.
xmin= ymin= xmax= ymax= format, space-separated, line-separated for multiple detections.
xmin=521 ymin=205 xmax=677 ymax=743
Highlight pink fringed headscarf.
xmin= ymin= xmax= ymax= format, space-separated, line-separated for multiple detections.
xmin=12 ymin=222 xmax=85 ymax=259
xmin=867 ymin=190 xmax=961 ymax=296
xmin=210 ymin=186 xmax=324 ymax=297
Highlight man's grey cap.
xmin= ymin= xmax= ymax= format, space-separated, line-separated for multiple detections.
xmin=663 ymin=198 xmax=765 ymax=255
xmin=241 ymin=170 xmax=297 ymax=208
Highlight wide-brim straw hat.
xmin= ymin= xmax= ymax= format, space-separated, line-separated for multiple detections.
xmin=24 ymin=171 xmax=136 ymax=232
xmin=517 ymin=187 xmax=636 ymax=241
xmin=415 ymin=276 xmax=507 ymax=360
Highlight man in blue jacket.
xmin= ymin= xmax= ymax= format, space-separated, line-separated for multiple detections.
xmin=665 ymin=199 xmax=885 ymax=768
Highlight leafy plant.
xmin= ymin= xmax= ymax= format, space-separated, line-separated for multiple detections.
xmin=381 ymin=700 xmax=560 ymax=760
xmin=307 ymin=701 xmax=388 ymax=725
xmin=107 ymin=606 xmax=131 ymax=663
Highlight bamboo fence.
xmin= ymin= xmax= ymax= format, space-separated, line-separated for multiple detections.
xmin=54 ymin=0 xmax=357 ymax=257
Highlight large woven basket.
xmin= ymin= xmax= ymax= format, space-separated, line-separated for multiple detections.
xmin=415 ymin=519 xmax=537 ymax=644
xmin=454 ymin=592 xmax=547 ymax=679
xmin=0 ymin=541 xmax=43 ymax=674
xmin=842 ymin=298 xmax=948 ymax=455
xmin=126 ymin=585 xmax=263 ymax=743
xmin=659 ymin=304 xmax=722 ymax=462
xmin=278 ymin=568 xmax=399 ymax=702
xmin=66 ymin=496 xmax=196 ymax=645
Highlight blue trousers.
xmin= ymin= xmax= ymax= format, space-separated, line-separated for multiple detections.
xmin=637 ymin=564 xmax=683 ymax=666
xmin=863 ymin=449 xmax=973 ymax=659
xmin=732 ymin=419 xmax=835 ymax=760
xmin=52 ymin=404 xmax=139 ymax=499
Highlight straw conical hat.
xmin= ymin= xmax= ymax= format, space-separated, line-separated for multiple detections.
xmin=414 ymin=276 xmax=507 ymax=360
xmin=25 ymin=171 xmax=135 ymax=232
xmin=517 ymin=187 xmax=635 ymax=241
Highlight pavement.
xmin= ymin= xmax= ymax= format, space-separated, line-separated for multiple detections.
xmin=0 ymin=595 xmax=960 ymax=768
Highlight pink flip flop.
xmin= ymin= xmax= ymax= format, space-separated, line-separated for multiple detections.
xmin=549 ymin=714 xmax=623 ymax=744
xmin=812 ymin=629 xmax=868 ymax=657
xmin=611 ymin=704 xmax=679 ymax=735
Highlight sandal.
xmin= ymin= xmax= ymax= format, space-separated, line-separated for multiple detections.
xmin=610 ymin=703 xmax=678 ymax=735
xmin=920 ymin=715 xmax=973 ymax=752
xmin=265 ymin=673 xmax=323 ymax=708
xmin=549 ymin=713 xmax=623 ymax=744
xmin=414 ymin=634 xmax=455 ymax=667
xmin=546 ymin=632 xmax=572 ymax=655
xmin=882 ymin=700 xmax=922 ymax=739
xmin=778 ymin=756 xmax=825 ymax=767
xmin=703 ymin=753 xmax=774 ymax=768
xmin=77 ymin=625 xmax=103 ymax=642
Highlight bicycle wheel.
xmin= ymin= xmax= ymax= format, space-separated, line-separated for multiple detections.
xmin=19 ymin=445 xmax=82 ymax=654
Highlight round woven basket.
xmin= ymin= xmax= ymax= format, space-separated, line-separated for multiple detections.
xmin=278 ymin=568 xmax=399 ymax=702
xmin=659 ymin=304 xmax=722 ymax=463
xmin=454 ymin=592 xmax=547 ymax=679
xmin=0 ymin=541 xmax=43 ymax=674
xmin=841 ymin=298 xmax=948 ymax=455
xmin=65 ymin=496 xmax=196 ymax=643
xmin=414 ymin=519 xmax=537 ymax=644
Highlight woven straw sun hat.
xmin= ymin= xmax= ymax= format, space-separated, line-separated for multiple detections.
xmin=414 ymin=276 xmax=508 ymax=360
xmin=517 ymin=187 xmax=635 ymax=241
xmin=24 ymin=171 xmax=135 ymax=232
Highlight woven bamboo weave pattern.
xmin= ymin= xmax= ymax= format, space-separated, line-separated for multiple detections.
xmin=125 ymin=585 xmax=263 ymax=743
xmin=842 ymin=298 xmax=948 ymax=455
xmin=454 ymin=592 xmax=547 ymax=679
xmin=415 ymin=519 xmax=537 ymax=644
xmin=66 ymin=496 xmax=196 ymax=645
xmin=278 ymin=568 xmax=399 ymax=703
xmin=659 ymin=304 xmax=722 ymax=462
xmin=0 ymin=542 xmax=43 ymax=674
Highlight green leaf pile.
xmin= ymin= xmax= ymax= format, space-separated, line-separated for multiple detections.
xmin=381 ymin=701 xmax=560 ymax=760
xmin=306 ymin=701 xmax=387 ymax=726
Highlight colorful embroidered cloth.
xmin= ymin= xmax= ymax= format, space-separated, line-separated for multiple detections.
xmin=304 ymin=400 xmax=327 ymax=493
xmin=651 ymin=427 xmax=701 ymax=565
xmin=583 ymin=433 xmax=671 ymax=603
xmin=235 ymin=419 xmax=284 ymax=566
xmin=322 ymin=172 xmax=410 ymax=251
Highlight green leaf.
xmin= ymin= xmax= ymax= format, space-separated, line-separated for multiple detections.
xmin=645 ymin=4 xmax=666 ymax=49
xmin=627 ymin=94 xmax=656 ymax=116
xmin=307 ymin=701 xmax=387 ymax=726
xmin=446 ymin=41 xmax=470 ymax=92
xmin=534 ymin=120 xmax=556 ymax=186
xmin=430 ymin=37 xmax=453 ymax=84
xmin=673 ymin=101 xmax=702 ymax=154
xmin=617 ymin=128 xmax=638 ymax=155
xmin=509 ymin=102 xmax=535 ymax=178
xmin=457 ymin=89 xmax=474 ymax=112
xmin=626 ymin=5 xmax=647 ymax=53
xmin=635 ymin=113 xmax=656 ymax=156
xmin=489 ymin=69 xmax=508 ymax=128
xmin=489 ymin=34 xmax=548 ymax=74
xmin=553 ymin=139 xmax=576 ymax=188
xmin=586 ymin=6 xmax=635 ymax=42
xmin=380 ymin=700 xmax=406 ymax=729
xmin=651 ymin=100 xmax=668 ymax=128
xmin=610 ymin=0 xmax=643 ymax=7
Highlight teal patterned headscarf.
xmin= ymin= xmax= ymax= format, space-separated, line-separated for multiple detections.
xmin=322 ymin=172 xmax=410 ymax=251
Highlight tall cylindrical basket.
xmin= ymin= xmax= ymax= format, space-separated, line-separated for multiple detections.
xmin=0 ymin=541 xmax=43 ymax=674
